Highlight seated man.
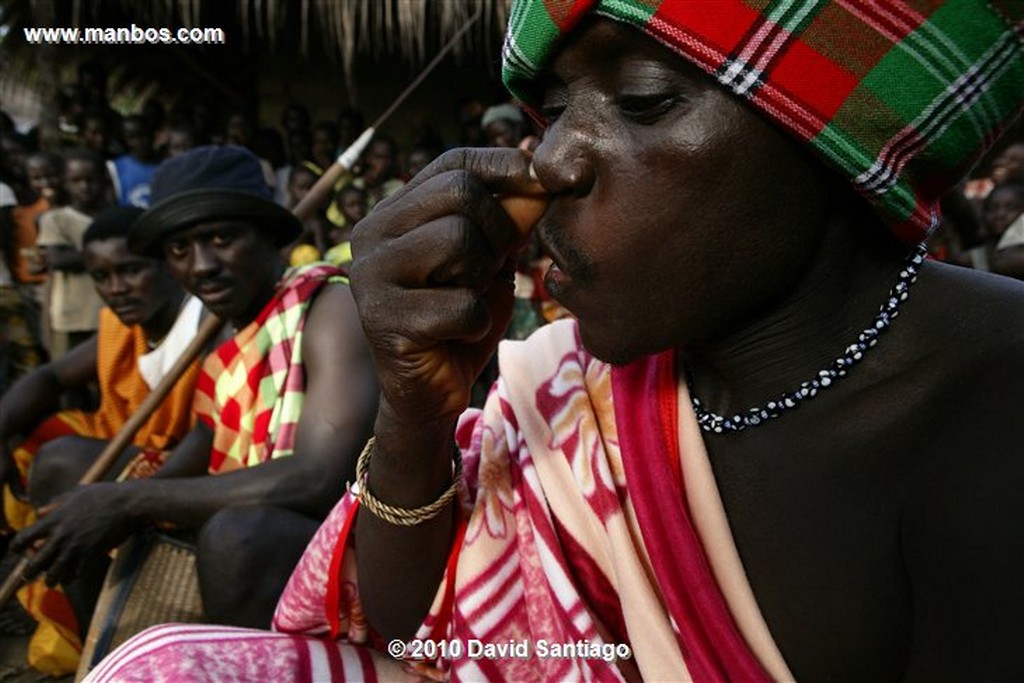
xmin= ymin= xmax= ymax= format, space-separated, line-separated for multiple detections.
xmin=83 ymin=2 xmax=1024 ymax=682
xmin=0 ymin=205 xmax=203 ymax=673
xmin=12 ymin=146 xmax=377 ymax=642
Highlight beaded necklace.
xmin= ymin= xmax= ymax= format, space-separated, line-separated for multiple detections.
xmin=688 ymin=243 xmax=928 ymax=434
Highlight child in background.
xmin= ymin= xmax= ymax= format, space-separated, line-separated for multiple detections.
xmin=286 ymin=162 xmax=319 ymax=211
xmin=285 ymin=162 xmax=325 ymax=267
xmin=323 ymin=184 xmax=367 ymax=269
xmin=108 ymin=115 xmax=159 ymax=207
xmin=165 ymin=122 xmax=196 ymax=159
xmin=16 ymin=152 xmax=61 ymax=285
xmin=36 ymin=149 xmax=110 ymax=367
xmin=1 ymin=149 xmax=49 ymax=391
xmin=77 ymin=108 xmax=115 ymax=160
xmin=985 ymin=182 xmax=1024 ymax=280
xmin=982 ymin=182 xmax=1024 ymax=242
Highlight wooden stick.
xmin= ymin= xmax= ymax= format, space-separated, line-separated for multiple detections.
xmin=292 ymin=6 xmax=484 ymax=232
xmin=0 ymin=313 xmax=224 ymax=607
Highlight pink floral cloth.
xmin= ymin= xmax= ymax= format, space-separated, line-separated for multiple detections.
xmin=86 ymin=320 xmax=789 ymax=682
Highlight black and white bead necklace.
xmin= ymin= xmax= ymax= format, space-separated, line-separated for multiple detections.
xmin=688 ymin=243 xmax=928 ymax=434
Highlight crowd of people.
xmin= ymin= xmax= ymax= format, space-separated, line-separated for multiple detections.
xmin=0 ymin=59 xmax=556 ymax=392
xmin=0 ymin=0 xmax=1022 ymax=680
xmin=0 ymin=60 xmax=557 ymax=679
xmin=0 ymin=44 xmax=565 ymax=679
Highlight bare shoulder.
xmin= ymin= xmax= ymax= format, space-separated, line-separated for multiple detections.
xmin=907 ymin=260 xmax=1024 ymax=369
xmin=897 ymin=260 xmax=1023 ymax=558
xmin=894 ymin=259 xmax=1023 ymax=519
xmin=900 ymin=261 xmax=1024 ymax=436
xmin=303 ymin=281 xmax=361 ymax=339
xmin=301 ymin=281 xmax=370 ymax=368
xmin=895 ymin=266 xmax=1024 ymax=677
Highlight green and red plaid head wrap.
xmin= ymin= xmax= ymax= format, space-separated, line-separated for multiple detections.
xmin=502 ymin=0 xmax=1024 ymax=243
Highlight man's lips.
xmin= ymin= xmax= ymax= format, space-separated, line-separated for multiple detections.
xmin=195 ymin=280 xmax=233 ymax=302
xmin=109 ymin=300 xmax=141 ymax=315
xmin=534 ymin=222 xmax=567 ymax=276
xmin=535 ymin=229 xmax=572 ymax=302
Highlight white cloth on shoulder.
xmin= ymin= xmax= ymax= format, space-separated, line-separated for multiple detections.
xmin=137 ymin=296 xmax=204 ymax=390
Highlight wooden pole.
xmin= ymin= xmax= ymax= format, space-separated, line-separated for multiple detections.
xmin=292 ymin=6 xmax=483 ymax=237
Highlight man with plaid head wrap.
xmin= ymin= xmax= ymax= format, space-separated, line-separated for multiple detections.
xmin=87 ymin=2 xmax=1024 ymax=681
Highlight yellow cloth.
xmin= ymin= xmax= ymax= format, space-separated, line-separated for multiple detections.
xmin=289 ymin=243 xmax=321 ymax=267
xmin=323 ymin=241 xmax=352 ymax=269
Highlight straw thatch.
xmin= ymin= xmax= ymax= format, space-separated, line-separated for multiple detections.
xmin=0 ymin=1 xmax=511 ymax=147
xmin=8 ymin=0 xmax=509 ymax=70
xmin=3 ymin=0 xmax=510 ymax=104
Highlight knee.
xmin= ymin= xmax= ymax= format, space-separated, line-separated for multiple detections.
xmin=195 ymin=507 xmax=277 ymax=625
xmin=28 ymin=437 xmax=88 ymax=507
xmin=196 ymin=506 xmax=317 ymax=628
xmin=196 ymin=506 xmax=276 ymax=570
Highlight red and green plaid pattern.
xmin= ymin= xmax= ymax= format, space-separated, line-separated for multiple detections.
xmin=503 ymin=0 xmax=1024 ymax=242
xmin=194 ymin=262 xmax=345 ymax=474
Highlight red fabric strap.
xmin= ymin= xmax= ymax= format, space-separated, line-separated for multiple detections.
xmin=612 ymin=352 xmax=770 ymax=681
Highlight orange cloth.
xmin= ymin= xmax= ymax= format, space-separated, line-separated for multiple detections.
xmin=10 ymin=196 xmax=49 ymax=284
xmin=2 ymin=307 xmax=200 ymax=676
xmin=62 ymin=307 xmax=199 ymax=449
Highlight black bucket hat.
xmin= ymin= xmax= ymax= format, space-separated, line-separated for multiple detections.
xmin=128 ymin=145 xmax=302 ymax=256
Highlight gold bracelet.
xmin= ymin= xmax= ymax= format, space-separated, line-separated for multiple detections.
xmin=354 ymin=436 xmax=462 ymax=527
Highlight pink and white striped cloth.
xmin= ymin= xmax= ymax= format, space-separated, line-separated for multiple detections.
xmin=86 ymin=320 xmax=792 ymax=682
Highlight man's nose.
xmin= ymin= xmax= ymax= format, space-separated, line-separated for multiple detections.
xmin=530 ymin=113 xmax=596 ymax=197
xmin=108 ymin=273 xmax=130 ymax=294
xmin=190 ymin=243 xmax=220 ymax=278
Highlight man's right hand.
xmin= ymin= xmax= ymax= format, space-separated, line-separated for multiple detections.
xmin=350 ymin=148 xmax=547 ymax=639
xmin=12 ymin=482 xmax=141 ymax=587
xmin=350 ymin=147 xmax=543 ymax=429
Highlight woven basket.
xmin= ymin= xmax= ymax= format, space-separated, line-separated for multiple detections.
xmin=75 ymin=530 xmax=205 ymax=681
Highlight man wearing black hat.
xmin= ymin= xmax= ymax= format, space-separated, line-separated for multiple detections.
xmin=12 ymin=146 xmax=378 ymax=633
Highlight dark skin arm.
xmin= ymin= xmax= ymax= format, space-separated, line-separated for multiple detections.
xmin=12 ymin=283 xmax=379 ymax=586
xmin=0 ymin=336 xmax=98 ymax=490
xmin=42 ymin=245 xmax=86 ymax=273
xmin=350 ymin=148 xmax=538 ymax=640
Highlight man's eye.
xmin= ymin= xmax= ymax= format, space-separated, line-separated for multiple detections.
xmin=212 ymin=233 xmax=233 ymax=247
xmin=537 ymin=105 xmax=565 ymax=126
xmin=616 ymin=94 xmax=681 ymax=122
xmin=166 ymin=241 xmax=188 ymax=257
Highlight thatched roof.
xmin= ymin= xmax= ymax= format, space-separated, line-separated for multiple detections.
xmin=0 ymin=1 xmax=513 ymax=146
xmin=4 ymin=0 xmax=510 ymax=73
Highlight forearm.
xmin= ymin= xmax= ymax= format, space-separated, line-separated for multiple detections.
xmin=45 ymin=247 xmax=85 ymax=273
xmin=355 ymin=401 xmax=461 ymax=640
xmin=124 ymin=456 xmax=341 ymax=528
xmin=150 ymin=425 xmax=214 ymax=480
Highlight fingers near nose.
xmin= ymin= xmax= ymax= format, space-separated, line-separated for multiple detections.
xmin=364 ymin=167 xmax=520 ymax=267
xmin=385 ymin=215 xmax=499 ymax=292
xmin=400 ymin=146 xmax=539 ymax=198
